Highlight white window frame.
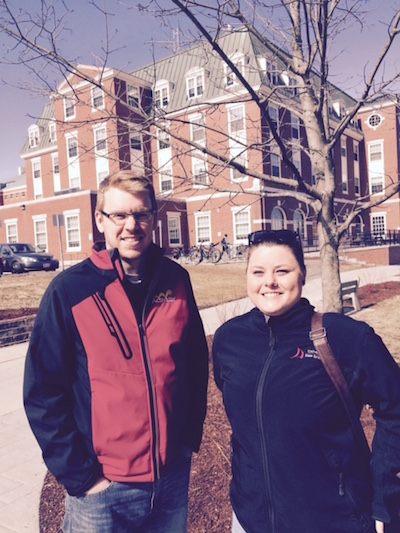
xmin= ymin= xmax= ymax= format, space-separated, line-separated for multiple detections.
xmin=94 ymin=124 xmax=107 ymax=154
xmin=341 ymin=136 xmax=348 ymax=193
xmin=154 ymin=81 xmax=170 ymax=108
xmin=291 ymin=114 xmax=299 ymax=139
xmin=225 ymin=52 xmax=245 ymax=87
xmin=67 ymin=133 xmax=78 ymax=159
xmin=64 ymin=97 xmax=76 ymax=120
xmin=228 ymin=105 xmax=245 ymax=138
xmin=195 ymin=212 xmax=211 ymax=244
xmin=167 ymin=212 xmax=182 ymax=246
xmin=32 ymin=158 xmax=43 ymax=200
xmin=186 ymin=68 xmax=205 ymax=99
xmin=232 ymin=207 xmax=251 ymax=242
xmin=368 ymin=140 xmax=384 ymax=195
xmin=28 ymin=125 xmax=40 ymax=148
xmin=192 ymin=154 xmax=208 ymax=187
xmin=354 ymin=142 xmax=360 ymax=196
xmin=371 ymin=213 xmax=386 ymax=236
xmin=293 ymin=209 xmax=305 ymax=239
xmin=190 ymin=114 xmax=206 ymax=145
xmin=64 ymin=211 xmax=81 ymax=252
xmin=33 ymin=216 xmax=48 ymax=251
xmin=5 ymin=220 xmax=18 ymax=243
xmin=92 ymin=86 xmax=105 ymax=110
xmin=268 ymin=105 xmax=279 ymax=132
xmin=271 ymin=152 xmax=280 ymax=178
xmin=159 ymin=164 xmax=173 ymax=193
xmin=127 ymin=85 xmax=139 ymax=108
xmin=52 ymin=153 xmax=61 ymax=193
xmin=49 ymin=121 xmax=57 ymax=143
xmin=271 ymin=206 xmax=286 ymax=230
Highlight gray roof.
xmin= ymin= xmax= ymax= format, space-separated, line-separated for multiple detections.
xmin=20 ymin=102 xmax=56 ymax=157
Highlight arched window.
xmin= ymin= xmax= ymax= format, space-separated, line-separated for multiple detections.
xmin=271 ymin=206 xmax=285 ymax=230
xmin=293 ymin=209 xmax=305 ymax=239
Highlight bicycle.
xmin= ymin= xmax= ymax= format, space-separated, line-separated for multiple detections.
xmin=189 ymin=243 xmax=222 ymax=265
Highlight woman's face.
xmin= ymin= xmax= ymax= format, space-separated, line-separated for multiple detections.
xmin=247 ymin=243 xmax=305 ymax=317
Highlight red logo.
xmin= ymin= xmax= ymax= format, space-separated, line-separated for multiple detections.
xmin=291 ymin=347 xmax=305 ymax=359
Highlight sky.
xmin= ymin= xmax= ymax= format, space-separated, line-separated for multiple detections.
xmin=0 ymin=0 xmax=400 ymax=183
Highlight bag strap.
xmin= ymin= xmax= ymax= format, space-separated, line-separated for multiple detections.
xmin=310 ymin=312 xmax=371 ymax=457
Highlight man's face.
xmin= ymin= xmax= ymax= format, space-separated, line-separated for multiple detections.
xmin=95 ymin=187 xmax=156 ymax=274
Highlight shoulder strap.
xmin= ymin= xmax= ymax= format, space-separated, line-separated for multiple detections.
xmin=310 ymin=312 xmax=371 ymax=457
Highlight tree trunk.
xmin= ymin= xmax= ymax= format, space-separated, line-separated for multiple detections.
xmin=317 ymin=221 xmax=342 ymax=312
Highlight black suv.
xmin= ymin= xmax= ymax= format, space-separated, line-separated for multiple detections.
xmin=0 ymin=243 xmax=59 ymax=274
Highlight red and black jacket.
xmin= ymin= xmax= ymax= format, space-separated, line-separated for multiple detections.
xmin=24 ymin=243 xmax=208 ymax=496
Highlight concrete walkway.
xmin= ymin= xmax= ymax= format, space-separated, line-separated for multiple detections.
xmin=0 ymin=262 xmax=399 ymax=532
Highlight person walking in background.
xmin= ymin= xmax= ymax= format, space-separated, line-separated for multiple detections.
xmin=213 ymin=229 xmax=400 ymax=533
xmin=24 ymin=170 xmax=209 ymax=532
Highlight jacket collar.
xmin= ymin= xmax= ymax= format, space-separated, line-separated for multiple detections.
xmin=251 ymin=298 xmax=315 ymax=332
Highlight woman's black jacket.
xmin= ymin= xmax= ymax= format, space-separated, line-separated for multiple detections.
xmin=213 ymin=298 xmax=400 ymax=533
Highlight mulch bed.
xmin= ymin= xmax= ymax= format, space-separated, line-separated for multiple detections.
xmin=18 ymin=281 xmax=400 ymax=532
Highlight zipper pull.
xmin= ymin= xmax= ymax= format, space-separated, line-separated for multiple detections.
xmin=338 ymin=472 xmax=345 ymax=496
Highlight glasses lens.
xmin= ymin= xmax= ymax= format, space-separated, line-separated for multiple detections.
xmin=248 ymin=230 xmax=299 ymax=246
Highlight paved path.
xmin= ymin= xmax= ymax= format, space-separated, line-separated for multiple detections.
xmin=1 ymin=262 xmax=399 ymax=532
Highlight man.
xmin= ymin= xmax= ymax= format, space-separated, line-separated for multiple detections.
xmin=24 ymin=170 xmax=209 ymax=532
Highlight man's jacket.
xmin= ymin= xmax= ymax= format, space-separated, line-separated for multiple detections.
xmin=24 ymin=243 xmax=208 ymax=496
xmin=213 ymin=298 xmax=400 ymax=533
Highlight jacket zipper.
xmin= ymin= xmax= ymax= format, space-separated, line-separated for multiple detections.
xmin=93 ymin=291 xmax=133 ymax=359
xmin=256 ymin=326 xmax=277 ymax=532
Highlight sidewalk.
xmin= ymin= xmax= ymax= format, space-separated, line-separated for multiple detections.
xmin=0 ymin=263 xmax=399 ymax=532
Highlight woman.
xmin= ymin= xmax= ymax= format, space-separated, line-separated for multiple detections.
xmin=213 ymin=229 xmax=400 ymax=533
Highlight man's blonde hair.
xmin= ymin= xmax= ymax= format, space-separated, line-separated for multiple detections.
xmin=96 ymin=170 xmax=157 ymax=213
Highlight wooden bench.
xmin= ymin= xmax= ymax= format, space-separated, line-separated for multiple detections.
xmin=341 ymin=280 xmax=360 ymax=313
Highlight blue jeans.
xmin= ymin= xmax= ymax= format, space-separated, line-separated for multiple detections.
xmin=63 ymin=453 xmax=192 ymax=532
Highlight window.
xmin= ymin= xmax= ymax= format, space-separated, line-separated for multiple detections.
xmin=32 ymin=159 xmax=43 ymax=199
xmin=158 ymin=129 xmax=170 ymax=150
xmin=186 ymin=70 xmax=204 ymax=99
xmin=271 ymin=153 xmax=280 ymax=177
xmin=130 ymin=130 xmax=142 ymax=151
xmin=190 ymin=115 xmax=206 ymax=144
xmin=94 ymin=126 xmax=107 ymax=153
xmin=369 ymin=142 xmax=382 ymax=162
xmin=271 ymin=206 xmax=285 ymax=230
xmin=64 ymin=97 xmax=76 ymax=119
xmin=65 ymin=213 xmax=81 ymax=251
xmin=6 ymin=222 xmax=18 ymax=243
xmin=354 ymin=177 xmax=360 ymax=195
xmin=268 ymin=105 xmax=278 ymax=131
xmin=195 ymin=213 xmax=211 ymax=243
xmin=34 ymin=218 xmax=48 ymax=251
xmin=292 ymin=147 xmax=301 ymax=174
xmin=127 ymin=85 xmax=139 ymax=108
xmin=225 ymin=52 xmax=245 ymax=87
xmin=292 ymin=114 xmax=299 ymax=139
xmin=92 ymin=86 xmax=104 ymax=109
xmin=67 ymin=135 xmax=78 ymax=159
xmin=28 ymin=125 xmax=40 ymax=148
xmin=371 ymin=214 xmax=386 ymax=236
xmin=49 ymin=122 xmax=57 ymax=143
xmin=193 ymin=156 xmax=208 ymax=186
xmin=230 ymin=149 xmax=247 ymax=183
xmin=228 ymin=105 xmax=245 ymax=136
xmin=354 ymin=143 xmax=360 ymax=195
xmin=52 ymin=153 xmax=61 ymax=193
xmin=368 ymin=113 xmax=382 ymax=129
xmin=233 ymin=208 xmax=250 ymax=241
xmin=341 ymin=137 xmax=348 ymax=193
xmin=154 ymin=82 xmax=169 ymax=108
xmin=266 ymin=61 xmax=279 ymax=85
xmin=159 ymin=166 xmax=173 ymax=193
xmin=368 ymin=141 xmax=384 ymax=194
xmin=167 ymin=214 xmax=181 ymax=245
xmin=293 ymin=209 xmax=305 ymax=239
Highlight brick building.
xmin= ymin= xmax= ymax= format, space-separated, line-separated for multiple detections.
xmin=2 ymin=30 xmax=398 ymax=265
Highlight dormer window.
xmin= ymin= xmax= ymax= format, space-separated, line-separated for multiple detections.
xmin=92 ymin=86 xmax=104 ymax=109
xmin=225 ymin=52 xmax=246 ymax=87
xmin=28 ymin=125 xmax=40 ymax=148
xmin=49 ymin=121 xmax=57 ymax=143
xmin=64 ymin=97 xmax=76 ymax=120
xmin=266 ymin=61 xmax=279 ymax=86
xmin=154 ymin=80 xmax=171 ymax=109
xmin=186 ymin=68 xmax=205 ymax=99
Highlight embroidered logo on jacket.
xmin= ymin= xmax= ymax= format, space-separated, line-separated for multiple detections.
xmin=291 ymin=347 xmax=320 ymax=360
xmin=152 ymin=289 xmax=176 ymax=304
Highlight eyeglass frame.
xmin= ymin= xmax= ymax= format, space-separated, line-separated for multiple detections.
xmin=100 ymin=210 xmax=156 ymax=226
xmin=248 ymin=229 xmax=301 ymax=247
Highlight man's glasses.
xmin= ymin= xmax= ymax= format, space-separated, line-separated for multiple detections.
xmin=248 ymin=229 xmax=301 ymax=246
xmin=100 ymin=210 xmax=154 ymax=226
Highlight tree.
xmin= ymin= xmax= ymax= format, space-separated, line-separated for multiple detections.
xmin=1 ymin=0 xmax=400 ymax=311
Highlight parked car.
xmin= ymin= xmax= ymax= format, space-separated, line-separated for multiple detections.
xmin=0 ymin=243 xmax=59 ymax=274
xmin=0 ymin=253 xmax=3 ymax=276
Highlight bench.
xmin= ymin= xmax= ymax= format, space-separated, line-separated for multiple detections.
xmin=341 ymin=280 xmax=360 ymax=313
